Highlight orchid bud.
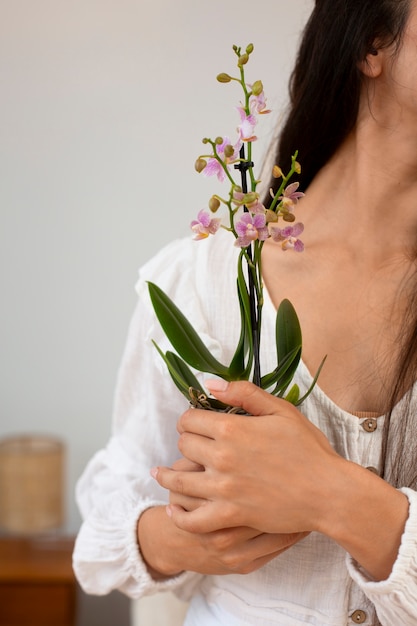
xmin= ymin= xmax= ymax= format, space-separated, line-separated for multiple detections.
xmin=282 ymin=211 xmax=296 ymax=223
xmin=246 ymin=43 xmax=254 ymax=55
xmin=252 ymin=80 xmax=263 ymax=96
xmin=202 ymin=137 xmax=209 ymax=144
xmin=224 ymin=144 xmax=235 ymax=158
xmin=217 ymin=73 xmax=232 ymax=83
xmin=209 ymin=196 xmax=221 ymax=212
xmin=238 ymin=53 xmax=249 ymax=66
xmin=265 ymin=209 xmax=278 ymax=223
xmin=243 ymin=192 xmax=258 ymax=205
xmin=294 ymin=161 xmax=301 ymax=174
xmin=215 ymin=136 xmax=223 ymax=145
xmin=272 ymin=165 xmax=283 ymax=178
xmin=194 ymin=158 xmax=207 ymax=173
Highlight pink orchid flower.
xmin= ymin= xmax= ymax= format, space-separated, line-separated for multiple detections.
xmin=270 ymin=222 xmax=305 ymax=252
xmin=235 ymin=212 xmax=269 ymax=248
xmin=249 ymin=91 xmax=271 ymax=115
xmin=237 ymin=107 xmax=257 ymax=142
xmin=279 ymin=182 xmax=305 ymax=210
xmin=191 ymin=210 xmax=221 ymax=240
xmin=203 ymin=137 xmax=242 ymax=182
xmin=233 ymin=190 xmax=266 ymax=215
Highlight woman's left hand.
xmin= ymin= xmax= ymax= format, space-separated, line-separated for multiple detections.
xmin=153 ymin=380 xmax=346 ymax=535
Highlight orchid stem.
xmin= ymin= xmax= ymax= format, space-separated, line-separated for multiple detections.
xmin=235 ymin=144 xmax=261 ymax=387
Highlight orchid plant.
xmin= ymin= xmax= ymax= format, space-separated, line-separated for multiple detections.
xmin=148 ymin=44 xmax=324 ymax=412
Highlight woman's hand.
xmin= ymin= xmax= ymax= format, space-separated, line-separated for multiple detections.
xmin=169 ymin=457 xmax=206 ymax=512
xmin=138 ymin=504 xmax=307 ymax=579
xmin=153 ymin=380 xmax=343 ymax=535
xmin=153 ymin=380 xmax=409 ymax=581
xmin=140 ymin=455 xmax=307 ymax=579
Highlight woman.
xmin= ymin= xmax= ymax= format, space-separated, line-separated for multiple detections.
xmin=73 ymin=0 xmax=417 ymax=624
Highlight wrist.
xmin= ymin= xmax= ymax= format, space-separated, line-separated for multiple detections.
xmin=137 ymin=506 xmax=184 ymax=580
xmin=317 ymin=460 xmax=409 ymax=580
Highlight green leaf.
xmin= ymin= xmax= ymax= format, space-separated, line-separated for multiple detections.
xmin=284 ymin=383 xmax=300 ymax=405
xmin=275 ymin=347 xmax=302 ymax=396
xmin=148 ymin=281 xmax=230 ymax=378
xmin=260 ymin=346 xmax=301 ymax=390
xmin=274 ymin=298 xmax=302 ymax=391
xmin=237 ymin=250 xmax=253 ymax=346
xmin=276 ymin=298 xmax=302 ymax=363
xmin=295 ymin=355 xmax=327 ymax=406
xmin=152 ymin=342 xmax=199 ymax=399
xmin=153 ymin=344 xmax=241 ymax=412
xmin=228 ymin=271 xmax=253 ymax=379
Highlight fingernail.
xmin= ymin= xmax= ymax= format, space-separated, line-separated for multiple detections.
xmin=205 ymin=378 xmax=229 ymax=392
xmin=150 ymin=467 xmax=159 ymax=479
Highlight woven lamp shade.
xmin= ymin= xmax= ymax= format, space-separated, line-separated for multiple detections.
xmin=0 ymin=435 xmax=65 ymax=534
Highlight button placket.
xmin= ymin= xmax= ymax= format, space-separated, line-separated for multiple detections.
xmin=359 ymin=417 xmax=380 ymax=476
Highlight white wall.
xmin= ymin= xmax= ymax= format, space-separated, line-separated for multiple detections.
xmin=0 ymin=0 xmax=313 ymax=537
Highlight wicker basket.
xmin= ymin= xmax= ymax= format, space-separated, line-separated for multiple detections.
xmin=0 ymin=435 xmax=65 ymax=534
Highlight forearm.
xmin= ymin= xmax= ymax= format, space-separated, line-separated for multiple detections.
xmin=138 ymin=506 xmax=185 ymax=579
xmin=319 ymin=458 xmax=409 ymax=581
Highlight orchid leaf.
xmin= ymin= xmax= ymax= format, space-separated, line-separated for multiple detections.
xmin=228 ymin=281 xmax=248 ymax=378
xmin=154 ymin=344 xmax=239 ymax=411
xmin=148 ymin=281 xmax=230 ymax=379
xmin=275 ymin=298 xmax=302 ymax=389
xmin=152 ymin=342 xmax=201 ymax=398
xmin=284 ymin=383 xmax=300 ymax=405
xmin=294 ymin=355 xmax=327 ymax=406
xmin=276 ymin=298 xmax=302 ymax=362
xmin=229 ymin=254 xmax=253 ymax=378
xmin=260 ymin=346 xmax=301 ymax=391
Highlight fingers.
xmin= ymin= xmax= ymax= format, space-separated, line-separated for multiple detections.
xmin=169 ymin=491 xmax=207 ymax=512
xmin=171 ymin=457 xmax=204 ymax=472
xmin=153 ymin=466 xmax=213 ymax=501
xmin=167 ymin=501 xmax=240 ymax=534
xmin=178 ymin=380 xmax=292 ymax=438
xmin=205 ymin=379 xmax=289 ymax=416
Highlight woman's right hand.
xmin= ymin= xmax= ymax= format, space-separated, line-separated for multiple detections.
xmin=137 ymin=457 xmax=308 ymax=580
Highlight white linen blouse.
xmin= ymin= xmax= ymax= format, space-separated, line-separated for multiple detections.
xmin=73 ymin=230 xmax=417 ymax=626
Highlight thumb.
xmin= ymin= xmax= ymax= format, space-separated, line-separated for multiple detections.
xmin=205 ymin=379 xmax=288 ymax=417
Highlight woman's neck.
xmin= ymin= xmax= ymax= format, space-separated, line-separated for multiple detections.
xmin=300 ymin=120 xmax=417 ymax=264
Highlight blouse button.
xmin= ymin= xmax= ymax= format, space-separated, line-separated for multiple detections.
xmin=351 ymin=609 xmax=367 ymax=623
xmin=361 ymin=418 xmax=377 ymax=433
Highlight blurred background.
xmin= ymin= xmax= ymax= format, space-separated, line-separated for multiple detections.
xmin=0 ymin=1 xmax=313 ymax=623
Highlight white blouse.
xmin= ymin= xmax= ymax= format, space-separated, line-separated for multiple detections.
xmin=73 ymin=230 xmax=417 ymax=625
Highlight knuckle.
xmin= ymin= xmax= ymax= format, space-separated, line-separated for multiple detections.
xmin=232 ymin=380 xmax=258 ymax=403
xmin=220 ymin=553 xmax=241 ymax=571
xmin=177 ymin=432 xmax=190 ymax=455
xmin=217 ymin=417 xmax=236 ymax=438
xmin=212 ymin=448 xmax=234 ymax=472
xmin=210 ymin=530 xmax=234 ymax=553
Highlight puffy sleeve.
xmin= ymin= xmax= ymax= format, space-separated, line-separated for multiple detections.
xmin=72 ymin=235 xmax=235 ymax=599
xmin=346 ymin=487 xmax=417 ymax=625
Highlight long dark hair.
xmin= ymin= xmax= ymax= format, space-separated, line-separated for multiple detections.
xmin=271 ymin=0 xmax=410 ymax=193
xmin=268 ymin=0 xmax=415 ymax=488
